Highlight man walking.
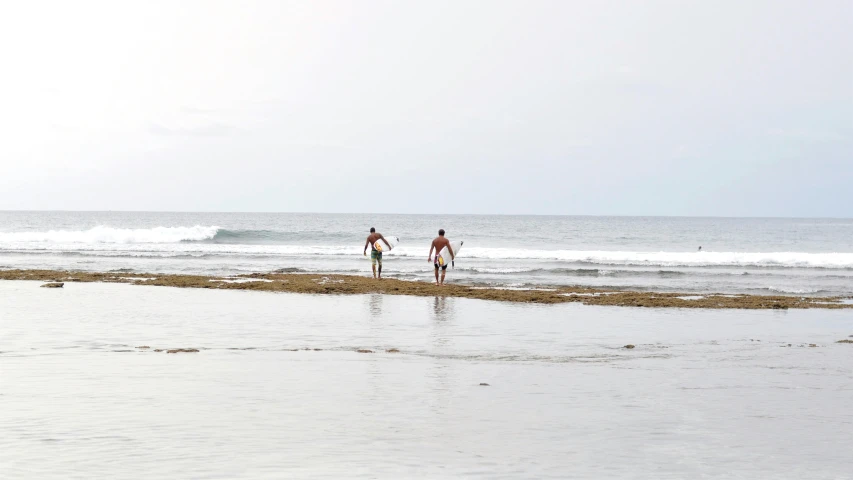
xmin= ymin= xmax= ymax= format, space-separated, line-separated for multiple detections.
xmin=363 ymin=227 xmax=390 ymax=279
xmin=428 ymin=229 xmax=454 ymax=286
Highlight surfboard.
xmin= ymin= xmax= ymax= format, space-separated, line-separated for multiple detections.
xmin=437 ymin=240 xmax=463 ymax=267
xmin=373 ymin=236 xmax=399 ymax=253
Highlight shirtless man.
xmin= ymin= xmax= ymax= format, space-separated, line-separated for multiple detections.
xmin=363 ymin=227 xmax=390 ymax=279
xmin=428 ymin=229 xmax=454 ymax=286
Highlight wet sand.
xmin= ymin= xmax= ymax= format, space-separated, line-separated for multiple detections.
xmin=1 ymin=268 xmax=850 ymax=309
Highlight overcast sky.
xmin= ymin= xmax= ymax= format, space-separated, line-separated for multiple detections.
xmin=0 ymin=0 xmax=850 ymax=216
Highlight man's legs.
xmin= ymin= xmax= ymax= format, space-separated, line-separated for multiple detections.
xmin=377 ymin=254 xmax=382 ymax=279
xmin=434 ymin=264 xmax=440 ymax=285
xmin=371 ymin=252 xmax=377 ymax=279
xmin=440 ymin=265 xmax=447 ymax=285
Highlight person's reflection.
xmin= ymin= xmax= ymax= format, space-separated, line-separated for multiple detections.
xmin=368 ymin=294 xmax=383 ymax=317
xmin=428 ymin=296 xmax=454 ymax=415
xmin=432 ymin=295 xmax=450 ymax=322
xmin=430 ymin=295 xmax=454 ymax=350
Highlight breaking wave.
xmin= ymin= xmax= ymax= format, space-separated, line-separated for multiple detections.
xmin=454 ymin=248 xmax=853 ymax=269
xmin=0 ymin=225 xmax=220 ymax=244
xmin=0 ymin=226 xmax=359 ymax=245
xmin=1 ymin=226 xmax=852 ymax=270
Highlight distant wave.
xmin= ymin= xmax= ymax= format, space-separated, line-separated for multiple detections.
xmin=0 ymin=225 xmax=220 ymax=244
xmin=202 ymin=229 xmax=356 ymax=244
xmin=207 ymin=228 xmax=277 ymax=244
xmin=760 ymin=286 xmax=828 ymax=295
xmin=0 ymin=226 xmax=359 ymax=245
xmin=454 ymin=248 xmax=853 ymax=269
xmin=374 ymin=247 xmax=852 ymax=269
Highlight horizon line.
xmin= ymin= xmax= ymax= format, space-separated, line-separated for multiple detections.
xmin=0 ymin=209 xmax=850 ymax=220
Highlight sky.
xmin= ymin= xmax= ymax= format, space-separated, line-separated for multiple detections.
xmin=0 ymin=0 xmax=850 ymax=216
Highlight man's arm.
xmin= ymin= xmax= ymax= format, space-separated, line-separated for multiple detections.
xmin=447 ymin=244 xmax=455 ymax=260
xmin=364 ymin=238 xmax=370 ymax=255
xmin=428 ymin=241 xmax=435 ymax=262
xmin=378 ymin=234 xmax=389 ymax=249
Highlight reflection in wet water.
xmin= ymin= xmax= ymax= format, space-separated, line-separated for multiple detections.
xmin=2 ymin=281 xmax=852 ymax=479
xmin=368 ymin=293 xmax=383 ymax=316
xmin=427 ymin=297 xmax=455 ymax=403
xmin=432 ymin=295 xmax=452 ymax=322
xmin=430 ymin=296 xmax=455 ymax=352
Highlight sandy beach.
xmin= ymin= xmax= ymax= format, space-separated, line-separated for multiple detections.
xmin=2 ymin=268 xmax=851 ymax=310
xmin=2 ymin=279 xmax=852 ymax=478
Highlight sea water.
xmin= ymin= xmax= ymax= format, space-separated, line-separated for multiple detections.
xmin=1 ymin=281 xmax=852 ymax=478
xmin=1 ymin=211 xmax=852 ymax=295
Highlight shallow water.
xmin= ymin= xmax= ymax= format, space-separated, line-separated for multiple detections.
xmin=1 ymin=281 xmax=852 ymax=478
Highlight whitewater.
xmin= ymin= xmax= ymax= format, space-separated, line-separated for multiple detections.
xmin=1 ymin=212 xmax=851 ymax=295
xmin=0 ymin=225 xmax=220 ymax=244
xmin=1 ymin=224 xmax=852 ymax=269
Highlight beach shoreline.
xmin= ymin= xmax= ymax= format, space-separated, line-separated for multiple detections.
xmin=2 ymin=268 xmax=850 ymax=310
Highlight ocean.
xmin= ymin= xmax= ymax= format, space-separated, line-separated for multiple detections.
xmin=1 ymin=211 xmax=852 ymax=296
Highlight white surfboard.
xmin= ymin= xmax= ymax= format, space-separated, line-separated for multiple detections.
xmin=437 ymin=240 xmax=463 ymax=267
xmin=373 ymin=236 xmax=399 ymax=253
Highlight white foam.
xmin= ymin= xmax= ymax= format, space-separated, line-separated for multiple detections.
xmin=766 ymin=286 xmax=821 ymax=294
xmin=368 ymin=246 xmax=853 ymax=269
xmin=0 ymin=230 xmax=851 ymax=270
xmin=457 ymin=267 xmax=533 ymax=274
xmin=433 ymin=248 xmax=853 ymax=269
xmin=0 ymin=225 xmax=220 ymax=244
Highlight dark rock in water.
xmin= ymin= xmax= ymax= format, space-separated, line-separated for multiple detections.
xmin=836 ymin=339 xmax=853 ymax=344
xmin=624 ymin=344 xmax=635 ymax=349
xmin=479 ymin=383 xmax=490 ymax=386
xmin=808 ymin=344 xmax=818 ymax=348
xmin=41 ymin=282 xmax=64 ymax=288
xmin=771 ymin=303 xmax=788 ymax=310
xmin=166 ymin=348 xmax=199 ymax=353
xmin=136 ymin=346 xmax=150 ymax=349
xmin=386 ymin=348 xmax=401 ymax=353
xmin=356 ymin=349 xmax=373 ymax=353
xmin=153 ymin=349 xmax=163 ymax=352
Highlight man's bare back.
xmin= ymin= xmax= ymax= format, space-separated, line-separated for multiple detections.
xmin=430 ymin=236 xmax=450 ymax=256
xmin=366 ymin=232 xmax=382 ymax=246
